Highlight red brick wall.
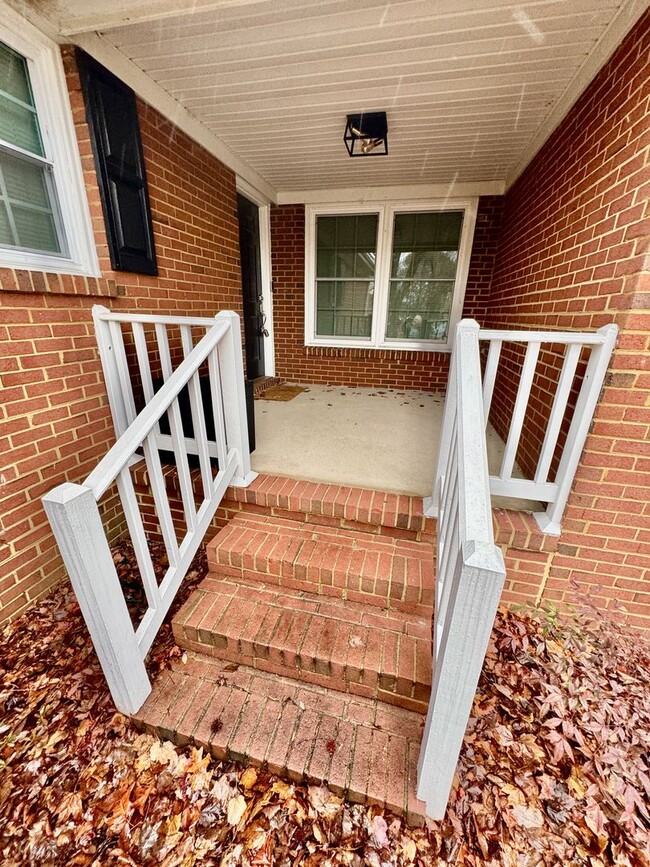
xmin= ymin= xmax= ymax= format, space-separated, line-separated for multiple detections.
xmin=486 ymin=11 xmax=650 ymax=627
xmin=269 ymin=196 xmax=503 ymax=390
xmin=0 ymin=48 xmax=243 ymax=622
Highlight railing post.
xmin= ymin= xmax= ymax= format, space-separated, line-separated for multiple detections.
xmin=417 ymin=540 xmax=505 ymax=819
xmin=92 ymin=304 xmax=130 ymax=439
xmin=42 ymin=483 xmax=151 ymax=715
xmin=215 ymin=310 xmax=257 ymax=487
xmin=534 ymin=323 xmax=618 ymax=535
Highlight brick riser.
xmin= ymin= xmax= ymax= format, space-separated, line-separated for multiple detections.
xmin=207 ymin=512 xmax=435 ymax=617
xmin=173 ymin=575 xmax=432 ymax=714
xmin=133 ymin=655 xmax=428 ymax=823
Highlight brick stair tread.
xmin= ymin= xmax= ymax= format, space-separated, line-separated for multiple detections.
xmin=131 ymin=465 xmax=434 ymax=538
xmin=226 ymin=475 xmax=432 ymax=535
xmin=206 ymin=512 xmax=435 ymax=615
xmin=132 ymin=652 xmax=428 ymax=823
xmin=173 ymin=575 xmax=432 ymax=712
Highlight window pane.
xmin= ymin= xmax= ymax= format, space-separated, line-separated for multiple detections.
xmin=386 ymin=280 xmax=455 ymax=342
xmin=13 ymin=204 xmax=59 ymax=252
xmin=0 ymin=152 xmax=61 ymax=253
xmin=315 ymin=213 xmax=378 ymax=278
xmin=315 ymin=213 xmax=378 ymax=338
xmin=316 ymin=279 xmax=373 ymax=338
xmin=0 ymin=42 xmax=43 ymax=155
xmin=387 ymin=211 xmax=463 ymax=342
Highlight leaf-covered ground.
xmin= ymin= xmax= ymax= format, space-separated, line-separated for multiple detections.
xmin=1 ymin=543 xmax=649 ymax=866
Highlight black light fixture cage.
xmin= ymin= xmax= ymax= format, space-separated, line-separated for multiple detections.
xmin=344 ymin=112 xmax=388 ymax=157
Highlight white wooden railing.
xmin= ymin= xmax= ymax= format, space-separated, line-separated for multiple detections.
xmin=417 ymin=320 xmax=506 ymax=819
xmin=427 ymin=322 xmax=618 ymax=534
xmin=42 ymin=310 xmax=256 ymax=715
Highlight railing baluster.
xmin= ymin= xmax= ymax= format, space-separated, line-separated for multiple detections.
xmin=534 ymin=343 xmax=582 ymax=485
xmin=179 ymin=323 xmax=213 ymax=499
xmin=481 ymin=338 xmax=502 ymax=425
xmin=499 ymin=340 xmax=540 ymax=482
xmin=142 ymin=430 xmax=180 ymax=566
xmin=132 ymin=322 xmax=155 ymax=403
xmin=208 ymin=350 xmax=228 ymax=470
xmin=109 ymin=320 xmax=138 ymax=426
xmin=155 ymin=323 xmax=197 ymax=532
xmin=116 ymin=466 xmax=161 ymax=610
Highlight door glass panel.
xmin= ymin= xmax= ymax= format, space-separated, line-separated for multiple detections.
xmin=385 ymin=211 xmax=463 ymax=342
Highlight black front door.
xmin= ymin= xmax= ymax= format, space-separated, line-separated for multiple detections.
xmin=237 ymin=194 xmax=265 ymax=380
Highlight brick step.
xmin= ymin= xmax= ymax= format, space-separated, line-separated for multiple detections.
xmin=133 ymin=653 xmax=428 ymax=823
xmin=220 ymin=475 xmax=436 ymax=541
xmin=173 ymin=575 xmax=432 ymax=713
xmin=206 ymin=512 xmax=435 ymax=616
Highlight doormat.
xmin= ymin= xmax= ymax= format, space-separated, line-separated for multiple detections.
xmin=257 ymin=385 xmax=307 ymax=402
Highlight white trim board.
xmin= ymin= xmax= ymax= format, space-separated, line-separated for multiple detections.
xmin=277 ymin=182 xmax=505 ymax=206
xmin=506 ymin=0 xmax=648 ymax=187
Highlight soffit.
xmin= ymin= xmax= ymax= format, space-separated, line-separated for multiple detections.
xmin=19 ymin=0 xmax=644 ymax=195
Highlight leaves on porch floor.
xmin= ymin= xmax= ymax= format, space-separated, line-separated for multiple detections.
xmin=1 ymin=543 xmax=649 ymax=866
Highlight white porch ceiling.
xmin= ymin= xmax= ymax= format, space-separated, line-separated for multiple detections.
xmin=17 ymin=0 xmax=647 ymax=197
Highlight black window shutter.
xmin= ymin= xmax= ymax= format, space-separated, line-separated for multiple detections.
xmin=77 ymin=50 xmax=158 ymax=276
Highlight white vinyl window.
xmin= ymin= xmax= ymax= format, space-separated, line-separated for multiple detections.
xmin=0 ymin=13 xmax=98 ymax=275
xmin=305 ymin=200 xmax=477 ymax=351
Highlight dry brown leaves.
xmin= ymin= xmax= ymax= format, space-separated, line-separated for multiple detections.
xmin=1 ymin=543 xmax=649 ymax=866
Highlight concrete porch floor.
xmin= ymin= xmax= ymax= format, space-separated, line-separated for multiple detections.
xmin=251 ymin=385 xmax=538 ymax=511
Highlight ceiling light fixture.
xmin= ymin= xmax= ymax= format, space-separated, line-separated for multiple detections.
xmin=344 ymin=112 xmax=388 ymax=157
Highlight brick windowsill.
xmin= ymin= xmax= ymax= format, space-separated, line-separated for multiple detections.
xmin=0 ymin=267 xmax=122 ymax=298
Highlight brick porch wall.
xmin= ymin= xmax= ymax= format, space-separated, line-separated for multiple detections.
xmin=0 ymin=48 xmax=243 ymax=622
xmin=486 ymin=11 xmax=650 ymax=627
xmin=269 ymin=196 xmax=503 ymax=391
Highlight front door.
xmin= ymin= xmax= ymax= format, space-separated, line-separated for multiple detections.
xmin=237 ymin=194 xmax=265 ymax=380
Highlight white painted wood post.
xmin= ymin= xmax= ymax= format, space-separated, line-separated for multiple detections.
xmin=417 ymin=540 xmax=505 ymax=819
xmin=534 ymin=323 xmax=618 ymax=535
xmin=42 ymin=482 xmax=151 ymax=715
xmin=93 ymin=304 xmax=130 ymax=439
xmin=215 ymin=311 xmax=257 ymax=487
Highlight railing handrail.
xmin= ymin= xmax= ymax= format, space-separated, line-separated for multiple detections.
xmin=92 ymin=309 xmax=219 ymax=328
xmin=418 ymin=318 xmax=506 ymax=820
xmin=43 ymin=308 xmax=255 ymax=717
xmin=85 ymin=318 xmax=229 ymax=499
xmin=478 ymin=326 xmax=615 ymax=345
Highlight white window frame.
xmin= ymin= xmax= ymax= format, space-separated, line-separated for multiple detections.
xmin=304 ymin=198 xmax=478 ymax=352
xmin=0 ymin=8 xmax=99 ymax=276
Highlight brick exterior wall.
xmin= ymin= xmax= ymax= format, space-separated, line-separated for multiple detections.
xmin=485 ymin=11 xmax=650 ymax=627
xmin=0 ymin=47 xmax=243 ymax=622
xmin=269 ymin=196 xmax=503 ymax=391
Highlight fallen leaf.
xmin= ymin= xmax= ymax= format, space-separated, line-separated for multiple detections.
xmin=240 ymin=767 xmax=258 ymax=790
xmin=227 ymin=794 xmax=247 ymax=826
xmin=511 ymin=804 xmax=545 ymax=829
